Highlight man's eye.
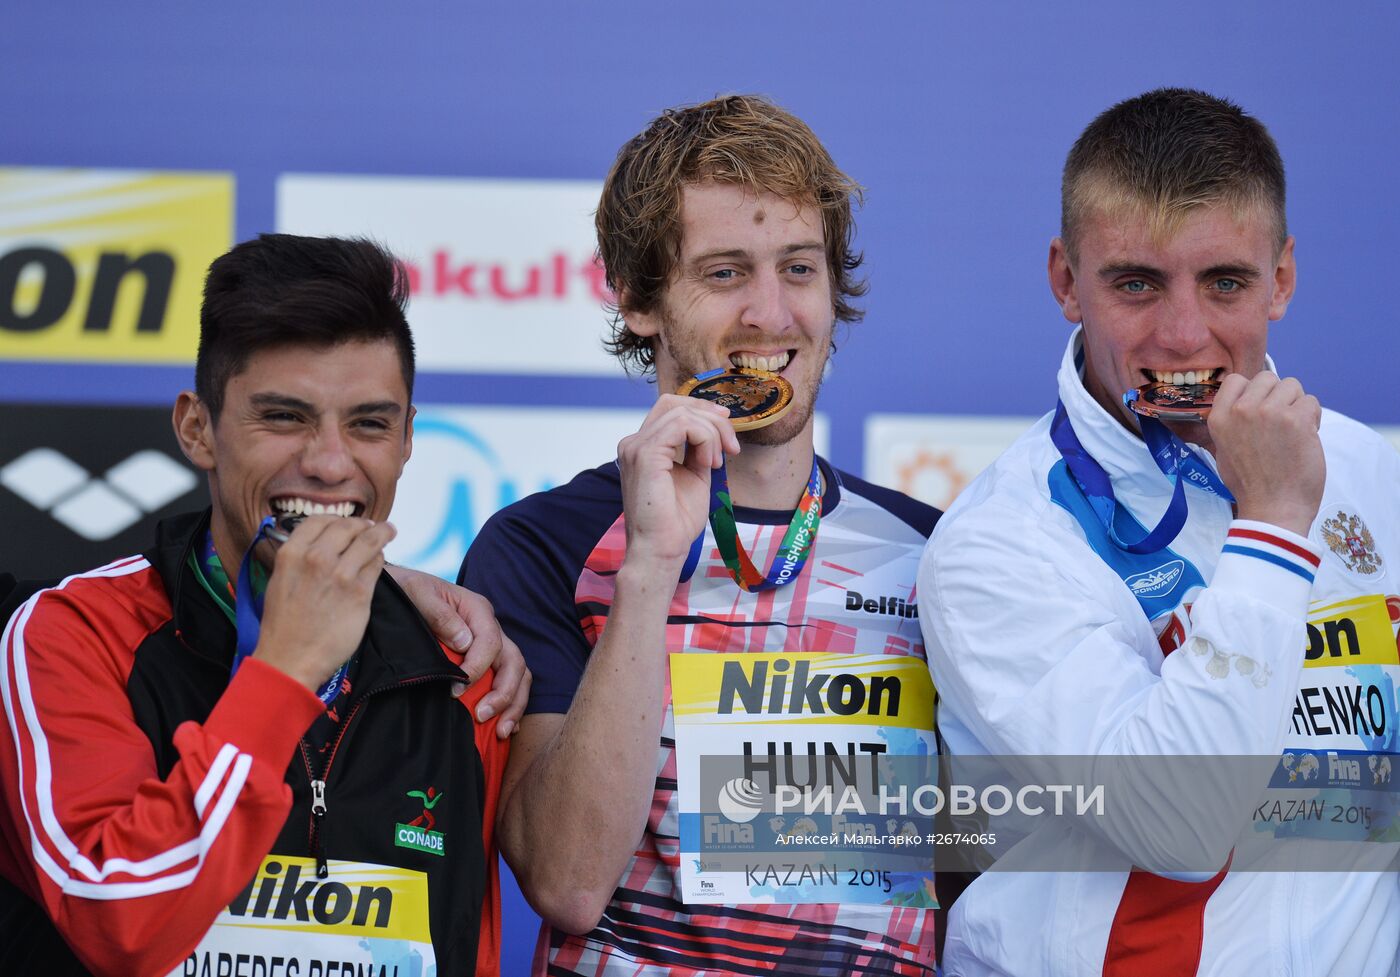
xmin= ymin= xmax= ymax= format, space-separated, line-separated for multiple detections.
xmin=1120 ymin=280 xmax=1151 ymax=294
xmin=787 ymin=263 xmax=814 ymax=276
xmin=710 ymin=268 xmax=737 ymax=281
xmin=264 ymin=411 xmax=300 ymax=423
xmin=1215 ymin=278 xmax=1242 ymax=293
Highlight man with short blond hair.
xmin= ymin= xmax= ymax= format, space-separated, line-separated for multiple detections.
xmin=922 ymin=88 xmax=1400 ymax=976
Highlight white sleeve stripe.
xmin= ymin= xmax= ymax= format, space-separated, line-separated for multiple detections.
xmin=194 ymin=744 xmax=239 ymax=820
xmin=2 ymin=559 xmax=256 ymax=895
xmin=53 ymin=753 xmax=258 ymax=899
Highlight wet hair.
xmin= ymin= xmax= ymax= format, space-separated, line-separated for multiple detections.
xmin=596 ymin=94 xmax=866 ymax=374
xmin=1061 ymin=87 xmax=1287 ymax=261
xmin=195 ymin=234 xmax=414 ymax=417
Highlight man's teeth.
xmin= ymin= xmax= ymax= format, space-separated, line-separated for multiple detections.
xmin=271 ymin=498 xmax=356 ymax=517
xmin=1149 ymin=369 xmax=1219 ymax=385
xmin=730 ymin=352 xmax=790 ymax=372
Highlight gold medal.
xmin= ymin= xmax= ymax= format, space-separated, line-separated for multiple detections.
xmin=677 ymin=368 xmax=794 ymax=431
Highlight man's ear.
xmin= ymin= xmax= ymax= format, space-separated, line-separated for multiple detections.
xmin=1048 ymin=237 xmax=1083 ymax=324
xmin=620 ymin=291 xmax=661 ymax=339
xmin=400 ymin=404 xmax=415 ymax=475
xmin=172 ymin=392 xmax=216 ymax=472
xmin=1269 ymin=235 xmax=1297 ymax=321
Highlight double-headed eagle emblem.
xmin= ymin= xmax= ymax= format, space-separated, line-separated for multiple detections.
xmin=1320 ymin=511 xmax=1383 ymax=575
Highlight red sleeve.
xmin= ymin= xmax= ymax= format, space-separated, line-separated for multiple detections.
xmin=440 ymin=648 xmax=509 ymax=977
xmin=0 ymin=563 xmax=325 ymax=977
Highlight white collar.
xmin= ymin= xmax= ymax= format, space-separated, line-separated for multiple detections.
xmin=1052 ymin=327 xmax=1273 ymax=493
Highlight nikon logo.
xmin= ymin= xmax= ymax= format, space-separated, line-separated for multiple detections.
xmin=0 ymin=247 xmax=173 ymax=335
xmin=844 ymin=590 xmax=918 ymax=619
xmin=227 ymin=860 xmax=392 ymax=927
xmin=718 ymin=658 xmax=901 ymax=717
xmin=1306 ymin=616 xmax=1363 ymax=660
xmin=0 ymin=167 xmax=232 ymax=364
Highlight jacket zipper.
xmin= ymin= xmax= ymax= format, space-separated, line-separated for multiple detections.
xmin=297 ymin=673 xmax=461 ymax=879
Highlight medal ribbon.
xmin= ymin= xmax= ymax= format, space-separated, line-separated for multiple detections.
xmin=206 ymin=518 xmax=348 ymax=706
xmin=1050 ymin=399 xmax=1234 ymax=554
xmin=702 ymin=457 xmax=822 ymax=592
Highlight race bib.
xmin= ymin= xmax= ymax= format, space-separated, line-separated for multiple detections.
xmin=1253 ymin=595 xmax=1400 ymax=844
xmin=672 ymin=652 xmax=938 ymax=906
xmin=169 ymin=856 xmax=433 ymax=977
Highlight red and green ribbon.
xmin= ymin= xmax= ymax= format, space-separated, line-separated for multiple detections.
xmin=704 ymin=457 xmax=822 ymax=592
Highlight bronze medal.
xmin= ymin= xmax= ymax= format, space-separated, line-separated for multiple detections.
xmin=1126 ymin=381 xmax=1221 ymax=423
xmin=677 ymin=368 xmax=794 ymax=431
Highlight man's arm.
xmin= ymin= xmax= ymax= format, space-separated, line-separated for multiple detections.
xmin=489 ymin=395 xmax=737 ymax=934
xmin=922 ymin=374 xmax=1325 ymax=873
xmin=0 ymin=516 xmax=391 ymax=975
xmin=0 ymin=577 xmax=325 ymax=976
xmin=386 ymin=565 xmax=530 ymax=737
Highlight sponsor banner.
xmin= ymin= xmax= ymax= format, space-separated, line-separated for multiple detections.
xmin=277 ymin=174 xmax=615 ymax=376
xmin=168 ymin=856 xmax=434 ymax=977
xmin=672 ymin=652 xmax=939 ymax=905
xmin=0 ymin=167 xmax=233 ymax=364
xmin=863 ymin=413 xmax=1037 ymax=511
xmin=0 ymin=404 xmax=205 ymax=577
xmin=388 ymin=405 xmax=828 ymax=579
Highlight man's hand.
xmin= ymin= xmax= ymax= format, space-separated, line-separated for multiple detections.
xmin=1208 ymin=371 xmax=1325 ymax=537
xmin=386 ymin=564 xmax=531 ymax=738
xmin=616 ymin=394 xmax=740 ymax=573
xmin=255 ymin=515 xmax=395 ymax=693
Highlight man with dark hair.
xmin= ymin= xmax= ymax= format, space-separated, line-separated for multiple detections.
xmin=0 ymin=234 xmax=515 ymax=976
xmin=921 ymin=88 xmax=1400 ymax=975
xmin=461 ymin=96 xmax=941 ymax=974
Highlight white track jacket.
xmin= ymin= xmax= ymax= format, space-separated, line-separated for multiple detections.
xmin=920 ymin=331 xmax=1400 ymax=976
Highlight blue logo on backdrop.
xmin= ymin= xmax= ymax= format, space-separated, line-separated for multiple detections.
xmin=392 ymin=415 xmax=555 ymax=579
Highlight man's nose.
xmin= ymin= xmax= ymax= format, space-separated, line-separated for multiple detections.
xmin=300 ymin=424 xmax=356 ymax=483
xmin=740 ymin=269 xmax=796 ymax=334
xmin=1155 ymin=290 xmax=1214 ymax=355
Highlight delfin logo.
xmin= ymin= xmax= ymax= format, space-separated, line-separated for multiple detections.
xmin=395 ymin=787 xmax=445 ymax=856
xmin=1126 ymin=560 xmax=1184 ymax=598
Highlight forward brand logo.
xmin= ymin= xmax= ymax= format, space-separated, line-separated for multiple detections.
xmin=844 ymin=590 xmax=918 ymax=619
xmin=0 ymin=447 xmax=197 ymax=540
xmin=1126 ymin=560 xmax=1185 ymax=598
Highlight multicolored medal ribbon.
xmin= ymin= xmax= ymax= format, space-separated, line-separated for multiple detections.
xmin=1050 ymin=398 xmax=1234 ymax=554
xmin=705 ymin=456 xmax=822 ymax=591
xmin=221 ymin=517 xmax=349 ymax=706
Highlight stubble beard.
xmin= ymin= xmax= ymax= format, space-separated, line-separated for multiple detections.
xmin=739 ymin=364 xmax=824 ymax=447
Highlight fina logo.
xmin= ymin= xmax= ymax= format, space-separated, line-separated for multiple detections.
xmin=1125 ymin=559 xmax=1185 ymax=599
xmin=389 ymin=415 xmax=549 ymax=579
